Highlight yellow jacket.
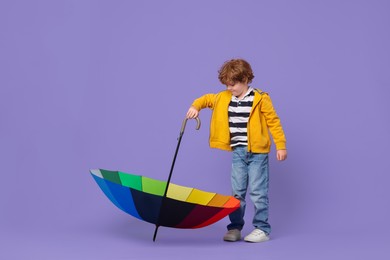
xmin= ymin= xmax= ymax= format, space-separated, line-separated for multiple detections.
xmin=191 ymin=89 xmax=286 ymax=153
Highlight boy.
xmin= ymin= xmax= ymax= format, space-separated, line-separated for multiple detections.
xmin=186 ymin=59 xmax=287 ymax=243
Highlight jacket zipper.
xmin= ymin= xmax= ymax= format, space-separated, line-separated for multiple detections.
xmin=247 ymin=89 xmax=263 ymax=153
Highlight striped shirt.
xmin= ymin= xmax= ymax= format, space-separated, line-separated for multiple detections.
xmin=228 ymin=88 xmax=254 ymax=148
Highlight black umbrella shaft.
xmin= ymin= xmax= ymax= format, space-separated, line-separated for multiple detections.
xmin=153 ymin=118 xmax=200 ymax=242
xmin=163 ymin=132 xmax=183 ymax=197
xmin=153 ymin=133 xmax=183 ymax=242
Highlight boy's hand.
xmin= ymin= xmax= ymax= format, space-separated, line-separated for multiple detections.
xmin=186 ymin=106 xmax=199 ymax=119
xmin=276 ymin=150 xmax=287 ymax=161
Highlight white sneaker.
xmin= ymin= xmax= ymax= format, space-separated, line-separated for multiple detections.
xmin=244 ymin=229 xmax=270 ymax=243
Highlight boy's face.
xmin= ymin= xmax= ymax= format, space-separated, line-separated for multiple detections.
xmin=226 ymin=81 xmax=249 ymax=99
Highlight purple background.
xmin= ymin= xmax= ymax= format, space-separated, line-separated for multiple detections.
xmin=1 ymin=0 xmax=389 ymax=259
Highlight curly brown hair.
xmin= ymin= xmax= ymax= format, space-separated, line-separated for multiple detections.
xmin=218 ymin=59 xmax=254 ymax=85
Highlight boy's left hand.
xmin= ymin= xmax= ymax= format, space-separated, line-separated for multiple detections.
xmin=276 ymin=150 xmax=287 ymax=161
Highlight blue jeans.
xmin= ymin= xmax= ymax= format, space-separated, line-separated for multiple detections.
xmin=227 ymin=146 xmax=271 ymax=235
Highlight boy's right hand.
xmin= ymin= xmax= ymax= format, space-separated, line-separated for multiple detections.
xmin=186 ymin=106 xmax=199 ymax=119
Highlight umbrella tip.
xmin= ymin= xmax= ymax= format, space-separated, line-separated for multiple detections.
xmin=153 ymin=225 xmax=159 ymax=242
xmin=90 ymin=169 xmax=102 ymax=178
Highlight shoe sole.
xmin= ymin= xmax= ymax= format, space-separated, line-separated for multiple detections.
xmin=244 ymin=237 xmax=270 ymax=243
xmin=223 ymin=237 xmax=241 ymax=242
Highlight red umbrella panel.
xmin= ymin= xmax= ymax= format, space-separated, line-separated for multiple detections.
xmin=91 ymin=169 xmax=240 ymax=229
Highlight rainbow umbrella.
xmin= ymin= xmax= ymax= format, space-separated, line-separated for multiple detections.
xmin=91 ymin=118 xmax=239 ymax=241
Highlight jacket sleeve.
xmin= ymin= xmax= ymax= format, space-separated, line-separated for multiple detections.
xmin=191 ymin=93 xmax=218 ymax=111
xmin=260 ymin=94 xmax=287 ymax=150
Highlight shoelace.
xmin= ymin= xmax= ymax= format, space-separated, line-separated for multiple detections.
xmin=251 ymin=229 xmax=264 ymax=236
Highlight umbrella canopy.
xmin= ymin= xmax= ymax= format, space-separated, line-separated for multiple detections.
xmin=91 ymin=169 xmax=239 ymax=229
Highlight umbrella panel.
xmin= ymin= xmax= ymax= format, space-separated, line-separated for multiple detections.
xmin=93 ymin=175 xmax=142 ymax=220
xmin=152 ymin=196 xmax=197 ymax=228
xmin=130 ymin=188 xmax=163 ymax=224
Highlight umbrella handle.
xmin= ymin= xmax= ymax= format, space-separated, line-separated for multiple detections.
xmin=180 ymin=117 xmax=201 ymax=135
